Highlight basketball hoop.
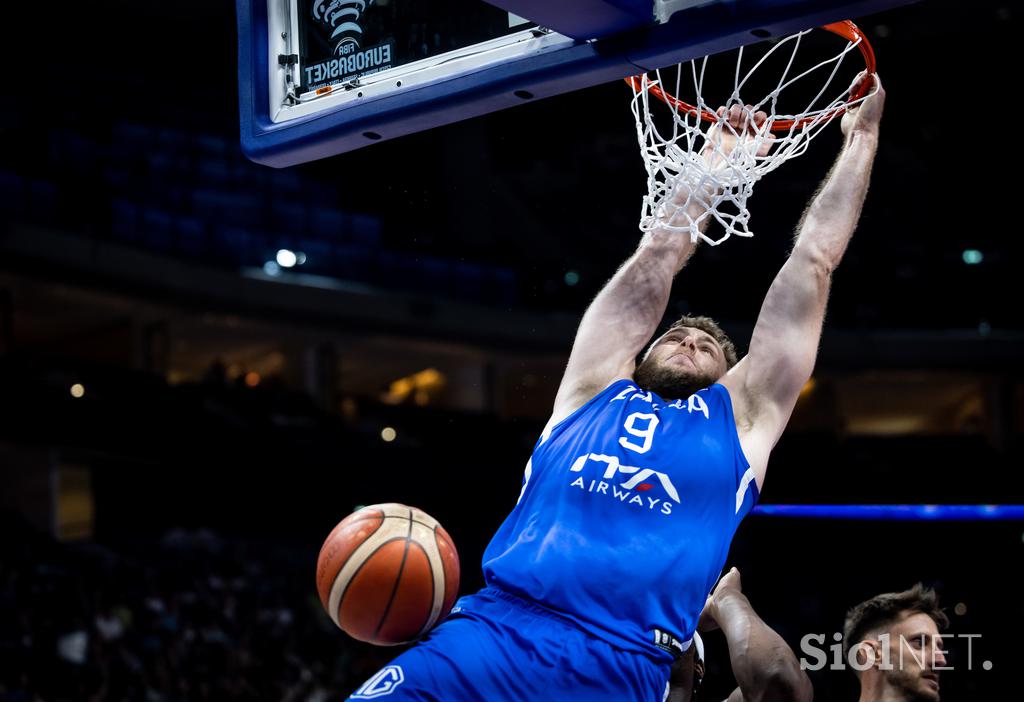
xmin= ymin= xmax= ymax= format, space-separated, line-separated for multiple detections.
xmin=627 ymin=21 xmax=878 ymax=245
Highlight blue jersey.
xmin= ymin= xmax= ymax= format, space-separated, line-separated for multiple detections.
xmin=481 ymin=378 xmax=759 ymax=661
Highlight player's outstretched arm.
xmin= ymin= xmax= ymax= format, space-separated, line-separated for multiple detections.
xmin=722 ymin=73 xmax=885 ymax=484
xmin=550 ymin=108 xmax=770 ymax=426
xmin=548 ymin=216 xmax=697 ymax=425
xmin=704 ymin=569 xmax=813 ymax=702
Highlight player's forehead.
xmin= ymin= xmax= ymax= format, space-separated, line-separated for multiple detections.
xmin=891 ymin=611 xmax=940 ymax=637
xmin=659 ymin=326 xmax=719 ymax=345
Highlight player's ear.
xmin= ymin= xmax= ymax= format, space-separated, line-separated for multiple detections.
xmin=853 ymin=639 xmax=882 ymax=670
xmin=639 ymin=338 xmax=659 ymax=362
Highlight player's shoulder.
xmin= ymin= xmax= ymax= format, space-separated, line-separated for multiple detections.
xmin=543 ymin=377 xmax=636 ymax=439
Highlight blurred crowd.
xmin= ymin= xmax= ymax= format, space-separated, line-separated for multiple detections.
xmin=0 ymin=515 xmax=392 ymax=702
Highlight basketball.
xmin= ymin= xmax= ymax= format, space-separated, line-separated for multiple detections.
xmin=316 ymin=503 xmax=460 ymax=646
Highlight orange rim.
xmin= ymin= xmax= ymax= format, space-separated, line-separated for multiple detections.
xmin=625 ymin=20 xmax=877 ymax=132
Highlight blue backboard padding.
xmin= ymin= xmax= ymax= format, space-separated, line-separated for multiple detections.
xmin=238 ymin=0 xmax=915 ymax=168
xmin=484 ymin=1 xmax=654 ymax=39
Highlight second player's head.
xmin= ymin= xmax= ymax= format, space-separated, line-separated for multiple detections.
xmin=844 ymin=583 xmax=949 ymax=702
xmin=633 ymin=315 xmax=737 ymax=400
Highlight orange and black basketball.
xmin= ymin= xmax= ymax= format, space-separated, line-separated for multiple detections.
xmin=316 ymin=503 xmax=460 ymax=646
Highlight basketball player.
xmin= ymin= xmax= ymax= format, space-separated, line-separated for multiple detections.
xmin=844 ymin=584 xmax=949 ymax=702
xmin=348 ymin=73 xmax=884 ymax=701
xmin=669 ymin=568 xmax=812 ymax=702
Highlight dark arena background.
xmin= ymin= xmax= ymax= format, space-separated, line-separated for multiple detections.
xmin=1 ymin=1 xmax=1022 ymax=700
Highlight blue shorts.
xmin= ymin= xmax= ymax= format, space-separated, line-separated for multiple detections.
xmin=347 ymin=587 xmax=670 ymax=701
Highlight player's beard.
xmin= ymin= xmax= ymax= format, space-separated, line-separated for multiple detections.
xmin=883 ymin=668 xmax=940 ymax=702
xmin=633 ymin=356 xmax=717 ymax=401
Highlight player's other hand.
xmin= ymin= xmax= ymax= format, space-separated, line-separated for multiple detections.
xmin=698 ymin=567 xmax=744 ymax=632
xmin=704 ymin=104 xmax=774 ymax=164
xmin=840 ymin=71 xmax=885 ymax=138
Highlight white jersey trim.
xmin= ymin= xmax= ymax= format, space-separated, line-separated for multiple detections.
xmin=735 ymin=467 xmax=756 ymax=514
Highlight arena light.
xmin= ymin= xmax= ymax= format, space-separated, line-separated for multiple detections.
xmin=962 ymin=249 xmax=983 ymax=265
xmin=798 ymin=377 xmax=816 ymax=400
xmin=383 ymin=368 xmax=446 ymax=404
xmin=564 ymin=270 xmax=580 ymax=286
xmin=69 ymin=383 xmax=85 ymax=398
xmin=276 ymin=249 xmax=299 ymax=268
xmin=381 ymin=427 xmax=397 ymax=442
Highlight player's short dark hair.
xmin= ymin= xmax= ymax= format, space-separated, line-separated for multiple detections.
xmin=842 ymin=583 xmax=949 ymax=656
xmin=667 ymin=315 xmax=739 ymax=369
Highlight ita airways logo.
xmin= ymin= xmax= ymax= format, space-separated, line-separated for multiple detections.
xmin=569 ymin=453 xmax=680 ymax=515
xmin=313 ymin=0 xmax=376 ymax=55
xmin=352 ymin=665 xmax=404 ymax=699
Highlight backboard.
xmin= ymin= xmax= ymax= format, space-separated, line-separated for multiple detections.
xmin=237 ymin=0 xmax=913 ymax=168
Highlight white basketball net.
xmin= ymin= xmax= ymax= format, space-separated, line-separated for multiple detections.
xmin=630 ymin=27 xmax=875 ymax=245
